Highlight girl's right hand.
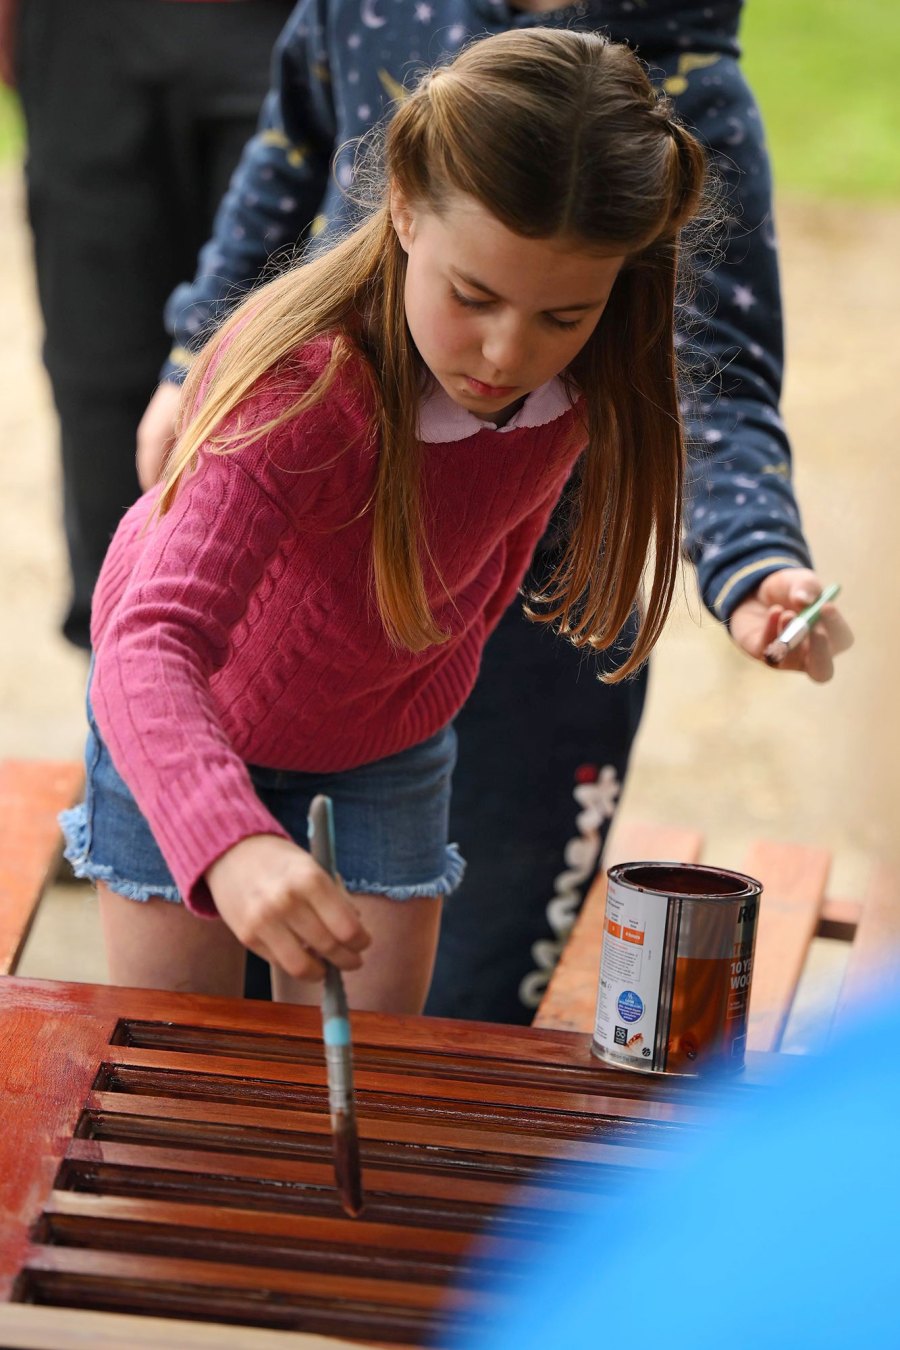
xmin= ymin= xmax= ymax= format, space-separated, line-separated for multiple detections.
xmin=205 ymin=834 xmax=371 ymax=981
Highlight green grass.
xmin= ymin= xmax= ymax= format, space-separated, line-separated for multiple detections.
xmin=0 ymin=86 xmax=23 ymax=164
xmin=1 ymin=7 xmax=898 ymax=198
xmin=741 ymin=0 xmax=900 ymax=199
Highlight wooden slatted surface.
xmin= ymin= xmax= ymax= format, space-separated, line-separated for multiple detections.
xmin=1 ymin=977 xmax=759 ymax=1347
xmin=0 ymin=760 xmax=83 ymax=975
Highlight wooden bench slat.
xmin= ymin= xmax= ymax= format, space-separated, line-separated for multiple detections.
xmin=0 ymin=1299 xmax=367 ymax=1349
xmin=744 ymin=840 xmax=832 ymax=1054
xmin=533 ymin=822 xmax=704 ymax=1033
xmin=0 ymin=760 xmax=84 ymax=976
xmin=833 ymin=864 xmax=900 ymax=1033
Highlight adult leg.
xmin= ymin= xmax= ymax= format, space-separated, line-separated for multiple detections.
xmin=17 ymin=0 xmax=161 ymax=646
xmin=16 ymin=0 xmax=289 ymax=648
xmin=271 ymin=892 xmax=443 ymax=1014
xmin=155 ymin=0 xmax=295 ymax=294
xmin=426 ymin=603 xmax=647 ymax=1025
xmin=98 ymin=883 xmax=246 ymax=996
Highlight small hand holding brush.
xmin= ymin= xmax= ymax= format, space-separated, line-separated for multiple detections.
xmin=307 ymin=794 xmax=365 ymax=1218
xmin=763 ymin=582 xmax=842 ymax=668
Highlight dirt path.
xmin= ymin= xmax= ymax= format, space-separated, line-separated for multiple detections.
xmin=2 ymin=171 xmax=898 ymax=891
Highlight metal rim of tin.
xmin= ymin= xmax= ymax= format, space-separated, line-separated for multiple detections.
xmin=606 ymin=861 xmax=762 ymax=903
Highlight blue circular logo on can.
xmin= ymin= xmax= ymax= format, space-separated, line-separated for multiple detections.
xmin=617 ymin=990 xmax=644 ymax=1023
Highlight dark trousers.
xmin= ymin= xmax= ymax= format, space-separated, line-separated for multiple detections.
xmin=245 ymin=600 xmax=647 ymax=1025
xmin=16 ymin=0 xmax=293 ymax=647
xmin=429 ymin=601 xmax=647 ymax=1024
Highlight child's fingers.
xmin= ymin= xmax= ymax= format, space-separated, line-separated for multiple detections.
xmin=305 ymin=871 xmax=372 ymax=953
xmin=767 ymin=607 xmax=807 ymax=672
xmin=205 ymin=836 xmax=372 ymax=970
xmin=257 ymin=927 xmax=327 ymax=983
xmin=803 ymin=626 xmax=835 ymax=684
xmin=759 ymin=604 xmax=785 ymax=653
xmin=820 ymin=604 xmax=855 ymax=655
xmin=284 ymin=898 xmax=367 ymax=972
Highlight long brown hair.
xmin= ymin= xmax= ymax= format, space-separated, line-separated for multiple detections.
xmin=160 ymin=29 xmax=706 ymax=680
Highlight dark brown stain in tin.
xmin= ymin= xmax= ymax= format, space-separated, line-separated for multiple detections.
xmin=616 ymin=863 xmax=758 ymax=900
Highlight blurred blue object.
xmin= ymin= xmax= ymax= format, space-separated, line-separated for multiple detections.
xmin=463 ymin=1006 xmax=900 ymax=1350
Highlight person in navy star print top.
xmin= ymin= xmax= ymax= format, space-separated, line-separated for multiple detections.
xmin=134 ymin=1 xmax=853 ymax=1024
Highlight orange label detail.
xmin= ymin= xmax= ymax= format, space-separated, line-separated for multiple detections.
xmin=606 ymin=918 xmax=622 ymax=939
xmin=622 ymin=927 xmax=645 ymax=945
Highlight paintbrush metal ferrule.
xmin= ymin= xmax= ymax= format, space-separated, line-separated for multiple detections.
xmin=763 ymin=582 xmax=841 ymax=667
xmin=308 ymin=794 xmax=365 ymax=1218
xmin=323 ymin=969 xmax=364 ymax=1217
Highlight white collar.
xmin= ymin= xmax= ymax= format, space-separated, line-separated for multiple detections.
xmin=418 ymin=376 xmax=574 ymax=444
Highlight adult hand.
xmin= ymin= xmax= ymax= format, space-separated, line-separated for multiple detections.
xmin=206 ymin=834 xmax=372 ymax=980
xmin=728 ymin=567 xmax=854 ymax=684
xmin=136 ymin=380 xmax=183 ymax=490
xmin=0 ymin=0 xmax=19 ymax=87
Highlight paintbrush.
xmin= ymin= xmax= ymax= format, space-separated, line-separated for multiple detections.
xmin=307 ymin=793 xmax=365 ymax=1218
xmin=763 ymin=582 xmax=841 ymax=667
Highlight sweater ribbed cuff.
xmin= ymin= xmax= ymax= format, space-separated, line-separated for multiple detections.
xmin=151 ymin=757 xmax=291 ymax=916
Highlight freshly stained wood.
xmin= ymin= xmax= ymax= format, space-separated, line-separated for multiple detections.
xmin=1 ymin=976 xmax=758 ymax=1346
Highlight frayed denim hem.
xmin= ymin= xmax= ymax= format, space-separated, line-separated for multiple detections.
xmin=342 ymin=843 xmax=466 ymax=901
xmin=58 ymin=805 xmax=183 ymax=905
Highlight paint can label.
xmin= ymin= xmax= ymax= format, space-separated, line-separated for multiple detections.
xmin=592 ymin=863 xmax=761 ymax=1076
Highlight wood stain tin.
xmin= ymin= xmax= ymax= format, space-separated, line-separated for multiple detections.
xmin=592 ymin=862 xmax=762 ymax=1076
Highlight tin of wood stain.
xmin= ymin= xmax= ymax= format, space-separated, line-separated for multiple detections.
xmin=592 ymin=862 xmax=762 ymax=1076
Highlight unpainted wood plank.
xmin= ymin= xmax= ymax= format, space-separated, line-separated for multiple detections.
xmin=833 ymin=864 xmax=900 ymax=1033
xmin=0 ymin=760 xmax=83 ymax=975
xmin=0 ymin=1302 xmax=364 ymax=1350
xmin=534 ymin=821 xmax=704 ymax=1033
xmin=744 ymin=840 xmax=832 ymax=1053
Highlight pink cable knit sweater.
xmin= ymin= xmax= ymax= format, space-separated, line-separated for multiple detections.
xmin=90 ymin=336 xmax=585 ymax=912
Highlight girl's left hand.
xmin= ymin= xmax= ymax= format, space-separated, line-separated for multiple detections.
xmin=728 ymin=568 xmax=854 ymax=684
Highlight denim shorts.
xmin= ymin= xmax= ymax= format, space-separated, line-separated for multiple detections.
xmin=60 ymin=695 xmax=465 ymax=906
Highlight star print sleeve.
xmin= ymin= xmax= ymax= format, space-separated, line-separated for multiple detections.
xmin=161 ymin=0 xmax=336 ymax=384
xmin=668 ymin=55 xmax=813 ymax=622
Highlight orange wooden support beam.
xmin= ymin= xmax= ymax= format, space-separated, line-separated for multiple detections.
xmin=0 ymin=760 xmax=83 ymax=975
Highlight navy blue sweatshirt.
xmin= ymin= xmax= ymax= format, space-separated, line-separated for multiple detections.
xmin=162 ymin=0 xmax=812 ymax=621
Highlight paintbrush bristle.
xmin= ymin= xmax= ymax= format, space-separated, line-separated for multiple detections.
xmin=333 ymin=1112 xmax=365 ymax=1218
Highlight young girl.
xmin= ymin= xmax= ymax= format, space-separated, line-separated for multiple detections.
xmin=62 ymin=28 xmax=706 ymax=1013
